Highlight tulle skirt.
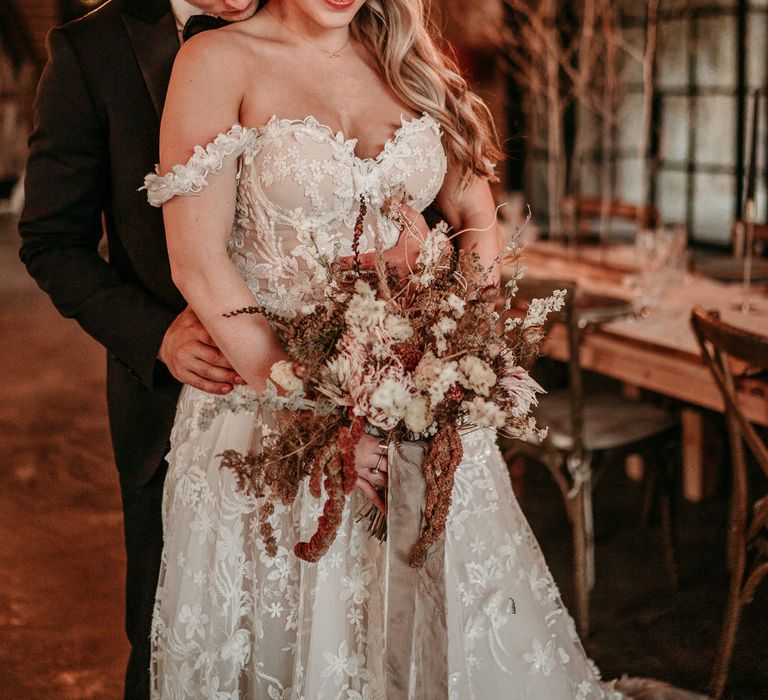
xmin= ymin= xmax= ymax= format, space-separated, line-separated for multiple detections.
xmin=150 ymin=384 xmax=622 ymax=699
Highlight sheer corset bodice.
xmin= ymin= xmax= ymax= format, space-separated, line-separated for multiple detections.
xmin=144 ymin=113 xmax=448 ymax=318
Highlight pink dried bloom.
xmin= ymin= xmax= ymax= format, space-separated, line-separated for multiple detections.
xmin=499 ymin=367 xmax=544 ymax=418
xmin=350 ymin=362 xmax=414 ymax=431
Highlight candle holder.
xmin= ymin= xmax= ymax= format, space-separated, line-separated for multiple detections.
xmin=740 ymin=199 xmax=756 ymax=314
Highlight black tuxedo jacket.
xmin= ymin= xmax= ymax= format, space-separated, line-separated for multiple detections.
xmin=19 ymin=0 xmax=183 ymax=485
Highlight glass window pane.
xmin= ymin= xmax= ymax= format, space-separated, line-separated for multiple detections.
xmin=755 ymin=181 xmax=767 ymax=221
xmin=574 ymin=103 xmax=600 ymax=157
xmin=572 ymin=103 xmax=607 ymax=198
xmin=759 ymin=93 xmax=768 ymax=217
xmin=695 ymin=15 xmax=737 ymax=89
xmin=694 ymin=96 xmax=737 ymax=167
xmin=617 ymin=94 xmax=645 ymax=151
xmin=574 ymin=160 xmax=599 ymax=197
xmin=692 ymin=173 xmax=735 ymax=244
xmin=616 ymin=156 xmax=643 ymax=203
xmin=657 ymin=170 xmax=688 ymax=223
xmin=660 ymin=96 xmax=689 ymax=164
xmin=658 ymin=19 xmax=689 ymax=90
xmin=658 ymin=20 xmax=689 ymax=89
xmin=747 ymin=11 xmax=767 ymax=88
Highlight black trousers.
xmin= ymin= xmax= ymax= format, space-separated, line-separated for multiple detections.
xmin=119 ymin=460 xmax=167 ymax=700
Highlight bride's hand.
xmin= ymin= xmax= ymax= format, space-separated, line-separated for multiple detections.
xmin=379 ymin=201 xmax=430 ymax=279
xmin=354 ymin=433 xmax=388 ymax=512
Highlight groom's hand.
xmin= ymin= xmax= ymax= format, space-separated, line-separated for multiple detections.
xmin=158 ymin=307 xmax=244 ymax=394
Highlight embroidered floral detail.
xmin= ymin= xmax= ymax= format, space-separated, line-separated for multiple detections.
xmin=523 ymin=638 xmax=557 ymax=676
xmin=219 ymin=629 xmax=251 ymax=666
xmin=321 ymin=641 xmax=365 ymax=683
xmin=178 ymin=603 xmax=209 ymax=641
xmin=142 ymin=124 xmax=255 ymax=207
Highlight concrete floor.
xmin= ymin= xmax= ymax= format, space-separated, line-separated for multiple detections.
xmin=0 ymin=214 xmax=125 ymax=698
xmin=0 ymin=212 xmax=766 ymax=699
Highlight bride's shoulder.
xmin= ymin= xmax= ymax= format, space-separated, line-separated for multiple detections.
xmin=178 ymin=14 xmax=274 ymax=66
xmin=174 ymin=16 xmax=273 ymax=85
xmin=165 ymin=14 xmax=283 ymax=127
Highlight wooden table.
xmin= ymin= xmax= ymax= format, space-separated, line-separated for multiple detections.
xmin=515 ymin=241 xmax=768 ymax=500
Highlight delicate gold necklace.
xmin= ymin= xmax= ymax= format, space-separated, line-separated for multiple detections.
xmin=267 ymin=8 xmax=352 ymax=59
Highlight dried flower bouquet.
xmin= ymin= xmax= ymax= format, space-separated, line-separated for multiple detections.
xmin=203 ymin=197 xmax=565 ymax=567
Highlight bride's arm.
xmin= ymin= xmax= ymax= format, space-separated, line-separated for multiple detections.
xmin=158 ymin=35 xmax=284 ymax=391
xmin=436 ymin=165 xmax=503 ymax=286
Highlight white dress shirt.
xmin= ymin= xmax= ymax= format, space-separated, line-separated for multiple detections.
xmin=170 ymin=0 xmax=211 ymax=41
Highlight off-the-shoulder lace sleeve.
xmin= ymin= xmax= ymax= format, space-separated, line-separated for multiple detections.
xmin=141 ymin=124 xmax=254 ymax=207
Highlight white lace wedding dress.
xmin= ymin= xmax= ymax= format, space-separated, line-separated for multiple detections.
xmin=143 ymin=114 xmax=624 ymax=700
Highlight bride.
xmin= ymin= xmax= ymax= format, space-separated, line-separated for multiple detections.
xmin=143 ymin=1 xmax=672 ymax=698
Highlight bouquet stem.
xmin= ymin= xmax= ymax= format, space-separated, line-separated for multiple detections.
xmin=356 ymin=489 xmax=388 ymax=541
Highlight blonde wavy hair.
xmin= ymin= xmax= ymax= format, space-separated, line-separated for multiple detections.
xmin=351 ymin=0 xmax=503 ymax=183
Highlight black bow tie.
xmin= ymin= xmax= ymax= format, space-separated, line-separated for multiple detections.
xmin=182 ymin=15 xmax=230 ymax=42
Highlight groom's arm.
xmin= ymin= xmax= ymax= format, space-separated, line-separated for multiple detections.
xmin=19 ymin=27 xmax=178 ymax=393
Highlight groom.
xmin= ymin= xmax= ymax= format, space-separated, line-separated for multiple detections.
xmin=18 ymin=0 xmax=263 ymax=697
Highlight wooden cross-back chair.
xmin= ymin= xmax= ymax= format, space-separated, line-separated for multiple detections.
xmin=505 ymin=278 xmax=680 ymax=636
xmin=690 ymin=308 xmax=768 ymax=699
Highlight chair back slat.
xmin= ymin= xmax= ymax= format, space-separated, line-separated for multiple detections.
xmin=690 ymin=307 xmax=768 ymax=480
xmin=692 ymin=307 xmax=768 ymax=367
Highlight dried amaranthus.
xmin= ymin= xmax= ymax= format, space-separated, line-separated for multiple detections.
xmin=408 ymin=425 xmax=464 ymax=568
xmin=295 ymin=451 xmax=346 ymax=562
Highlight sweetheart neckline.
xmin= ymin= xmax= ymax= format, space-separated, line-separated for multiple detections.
xmin=143 ymin=112 xmax=445 ymax=208
xmin=240 ymin=112 xmax=436 ymax=165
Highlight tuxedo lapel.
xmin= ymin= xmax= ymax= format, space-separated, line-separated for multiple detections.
xmin=122 ymin=0 xmax=179 ymax=119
